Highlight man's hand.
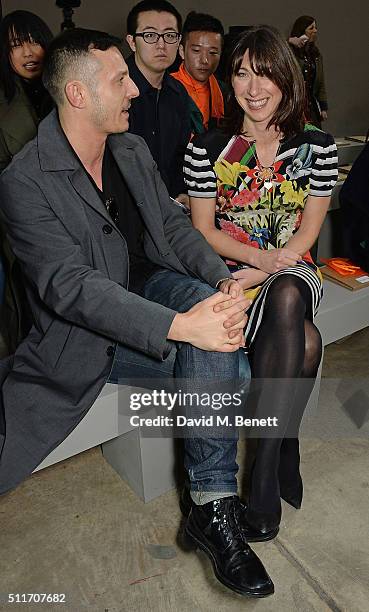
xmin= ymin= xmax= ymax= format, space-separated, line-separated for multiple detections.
xmin=168 ymin=291 xmax=248 ymax=352
xmin=214 ymin=278 xmax=251 ymax=338
xmin=252 ymin=248 xmax=301 ymax=274
xmin=321 ymin=110 xmax=328 ymax=121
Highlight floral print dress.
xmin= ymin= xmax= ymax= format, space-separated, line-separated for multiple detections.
xmin=184 ymin=124 xmax=338 ymax=345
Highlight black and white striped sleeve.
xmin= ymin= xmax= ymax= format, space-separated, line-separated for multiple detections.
xmin=309 ymin=133 xmax=338 ymax=197
xmin=183 ymin=141 xmax=217 ymax=198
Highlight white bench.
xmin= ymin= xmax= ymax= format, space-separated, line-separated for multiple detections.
xmin=34 ymin=279 xmax=369 ymax=502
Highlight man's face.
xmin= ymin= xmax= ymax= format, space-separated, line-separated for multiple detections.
xmin=88 ymin=47 xmax=139 ymax=134
xmin=127 ymin=10 xmax=180 ymax=75
xmin=180 ymin=31 xmax=222 ymax=83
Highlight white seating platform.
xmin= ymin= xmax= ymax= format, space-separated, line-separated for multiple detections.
xmin=34 ymin=279 xmax=369 ymax=501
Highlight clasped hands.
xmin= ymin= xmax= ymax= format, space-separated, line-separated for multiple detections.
xmin=168 ymin=279 xmax=250 ymax=352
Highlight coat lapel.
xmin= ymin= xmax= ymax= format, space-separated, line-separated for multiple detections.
xmin=108 ymin=135 xmax=165 ymax=241
xmin=107 ymin=136 xmax=144 ymax=205
xmin=69 ymin=166 xmax=118 ymax=228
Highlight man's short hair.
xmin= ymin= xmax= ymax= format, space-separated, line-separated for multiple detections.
xmin=42 ymin=27 xmax=124 ymax=106
xmin=181 ymin=11 xmax=224 ymax=46
xmin=126 ymin=0 xmax=182 ymax=35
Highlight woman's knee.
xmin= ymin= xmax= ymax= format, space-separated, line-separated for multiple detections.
xmin=265 ymin=275 xmax=308 ymax=318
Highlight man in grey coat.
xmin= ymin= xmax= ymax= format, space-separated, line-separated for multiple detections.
xmin=0 ymin=29 xmax=274 ymax=597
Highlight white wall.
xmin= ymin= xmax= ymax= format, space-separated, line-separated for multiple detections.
xmin=3 ymin=0 xmax=368 ymax=136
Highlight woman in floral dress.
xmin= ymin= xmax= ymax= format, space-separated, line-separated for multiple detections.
xmin=184 ymin=25 xmax=338 ymax=538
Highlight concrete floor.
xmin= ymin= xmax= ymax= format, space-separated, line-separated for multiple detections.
xmin=0 ymin=329 xmax=369 ymax=612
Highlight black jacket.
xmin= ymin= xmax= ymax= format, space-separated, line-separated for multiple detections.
xmin=126 ymin=55 xmax=191 ymax=198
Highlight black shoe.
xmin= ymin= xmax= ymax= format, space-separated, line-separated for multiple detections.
xmin=179 ymin=485 xmax=192 ymax=517
xmin=279 ymin=478 xmax=303 ymax=509
xmin=241 ymin=502 xmax=279 ymax=542
xmin=279 ymin=438 xmax=303 ymax=509
xmin=245 ymin=507 xmax=280 ymax=541
xmin=184 ymin=496 xmax=274 ymax=598
xmin=180 ymin=487 xmax=278 ymax=542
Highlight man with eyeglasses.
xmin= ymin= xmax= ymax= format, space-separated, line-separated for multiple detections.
xmin=126 ymin=0 xmax=191 ymax=207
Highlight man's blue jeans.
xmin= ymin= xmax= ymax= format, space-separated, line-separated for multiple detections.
xmin=108 ymin=269 xmax=250 ymax=499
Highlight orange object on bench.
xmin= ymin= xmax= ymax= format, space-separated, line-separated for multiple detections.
xmin=320 ymin=257 xmax=368 ymax=277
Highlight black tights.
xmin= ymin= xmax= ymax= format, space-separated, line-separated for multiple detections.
xmin=248 ymin=274 xmax=322 ymax=513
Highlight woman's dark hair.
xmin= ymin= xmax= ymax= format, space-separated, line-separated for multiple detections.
xmin=0 ymin=10 xmax=53 ymax=103
xmin=290 ymin=15 xmax=320 ymax=59
xmin=223 ymin=25 xmax=305 ymax=140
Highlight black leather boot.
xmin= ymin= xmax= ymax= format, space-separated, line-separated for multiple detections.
xmin=180 ymin=487 xmax=278 ymax=542
xmin=279 ymin=438 xmax=303 ymax=509
xmin=184 ymin=496 xmax=274 ymax=597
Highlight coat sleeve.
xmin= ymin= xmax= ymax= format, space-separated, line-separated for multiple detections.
xmin=315 ymin=55 xmax=328 ymax=111
xmin=170 ymin=85 xmax=192 ymax=198
xmin=150 ymin=156 xmax=232 ymax=287
xmin=0 ymin=130 xmax=11 ymax=172
xmin=0 ymin=170 xmax=177 ymax=360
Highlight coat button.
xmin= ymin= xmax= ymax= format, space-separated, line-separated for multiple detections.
xmin=103 ymin=224 xmax=113 ymax=234
xmin=106 ymin=345 xmax=115 ymax=357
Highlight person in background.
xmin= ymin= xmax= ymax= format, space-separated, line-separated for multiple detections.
xmin=184 ymin=25 xmax=338 ymax=539
xmin=0 ymin=10 xmax=53 ymax=355
xmin=125 ymin=0 xmax=190 ymax=206
xmin=0 ymin=10 xmax=53 ymax=170
xmin=171 ymin=11 xmax=225 ymax=135
xmin=339 ymin=142 xmax=369 ymax=272
xmin=289 ymin=15 xmax=328 ymax=129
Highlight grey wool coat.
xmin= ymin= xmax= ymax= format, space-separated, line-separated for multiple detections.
xmin=0 ymin=110 xmax=231 ymax=494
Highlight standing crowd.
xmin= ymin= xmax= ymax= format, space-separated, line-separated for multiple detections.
xmin=0 ymin=0 xmax=337 ymax=599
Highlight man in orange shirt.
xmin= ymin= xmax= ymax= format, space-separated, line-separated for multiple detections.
xmin=171 ymin=11 xmax=226 ymax=135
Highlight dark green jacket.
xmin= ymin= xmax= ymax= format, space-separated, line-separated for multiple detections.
xmin=0 ymin=79 xmax=39 ymax=353
xmin=0 ymin=79 xmax=39 ymax=172
xmin=294 ymin=52 xmax=328 ymax=111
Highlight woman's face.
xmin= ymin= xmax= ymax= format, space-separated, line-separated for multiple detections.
xmin=304 ymin=21 xmax=317 ymax=42
xmin=232 ymin=49 xmax=282 ymax=129
xmin=9 ymin=33 xmax=45 ymax=80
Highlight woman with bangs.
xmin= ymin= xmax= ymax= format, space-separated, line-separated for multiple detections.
xmin=0 ymin=11 xmax=53 ymax=356
xmin=0 ymin=10 xmax=53 ymax=171
xmin=184 ymin=25 xmax=338 ymax=538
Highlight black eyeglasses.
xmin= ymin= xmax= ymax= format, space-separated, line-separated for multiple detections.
xmin=134 ymin=31 xmax=180 ymax=44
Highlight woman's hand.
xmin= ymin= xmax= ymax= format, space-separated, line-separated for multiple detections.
xmin=289 ymin=35 xmax=308 ymax=48
xmin=217 ymin=278 xmax=243 ymax=298
xmin=252 ymin=248 xmax=301 ymax=274
xmin=232 ymin=268 xmax=269 ymax=288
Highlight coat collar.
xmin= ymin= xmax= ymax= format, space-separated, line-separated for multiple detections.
xmin=126 ymin=54 xmax=182 ymax=96
xmin=37 ymin=109 xmax=146 ymax=225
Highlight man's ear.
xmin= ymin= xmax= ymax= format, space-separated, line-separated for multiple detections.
xmin=126 ymin=34 xmax=136 ymax=53
xmin=179 ymin=43 xmax=185 ymax=61
xmin=64 ymin=81 xmax=87 ymax=109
